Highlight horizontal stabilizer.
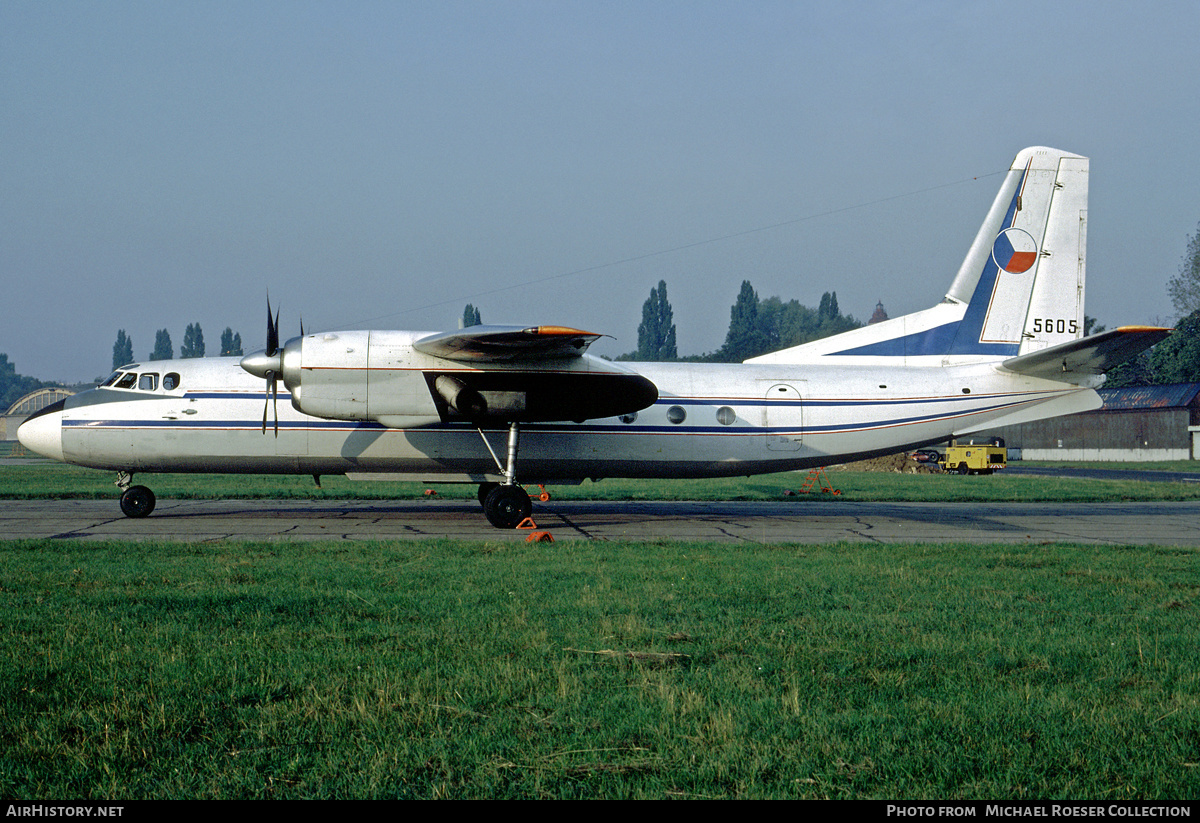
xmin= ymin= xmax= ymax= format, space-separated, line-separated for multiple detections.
xmin=414 ymin=325 xmax=604 ymax=362
xmin=1000 ymin=326 xmax=1170 ymax=381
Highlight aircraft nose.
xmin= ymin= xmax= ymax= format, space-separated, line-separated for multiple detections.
xmin=17 ymin=407 xmax=64 ymax=462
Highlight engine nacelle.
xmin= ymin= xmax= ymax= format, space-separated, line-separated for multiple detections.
xmin=257 ymin=329 xmax=657 ymax=426
xmin=281 ymin=331 xmax=439 ymax=421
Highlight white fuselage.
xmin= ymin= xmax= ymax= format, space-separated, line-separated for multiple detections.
xmin=29 ymin=355 xmax=1096 ymax=484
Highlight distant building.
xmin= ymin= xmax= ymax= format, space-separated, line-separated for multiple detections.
xmin=868 ymin=301 xmax=889 ymax=324
xmin=2 ymin=388 xmax=75 ymax=441
xmin=992 ymin=383 xmax=1200 ymax=461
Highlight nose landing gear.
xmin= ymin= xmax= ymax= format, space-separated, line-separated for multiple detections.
xmin=115 ymin=473 xmax=156 ymax=518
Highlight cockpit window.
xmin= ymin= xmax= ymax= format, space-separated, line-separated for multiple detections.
xmin=138 ymin=373 xmax=159 ymax=392
xmin=114 ymin=372 xmax=137 ymax=389
xmin=100 ymin=372 xmax=121 ymax=387
xmin=163 ymin=373 xmax=181 ymax=391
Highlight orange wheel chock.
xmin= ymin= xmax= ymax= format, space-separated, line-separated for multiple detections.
xmin=525 ymin=531 xmax=555 ymax=542
xmin=516 ymin=517 xmax=538 ymax=530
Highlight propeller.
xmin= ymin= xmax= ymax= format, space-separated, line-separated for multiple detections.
xmin=239 ymin=298 xmax=284 ymax=437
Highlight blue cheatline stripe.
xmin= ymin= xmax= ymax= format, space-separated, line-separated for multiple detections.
xmin=61 ymin=391 xmax=1054 ymax=438
xmin=180 ymin=390 xmax=1038 ymax=409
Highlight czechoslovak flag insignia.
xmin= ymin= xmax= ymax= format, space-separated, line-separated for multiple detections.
xmin=992 ymin=227 xmax=1038 ymax=274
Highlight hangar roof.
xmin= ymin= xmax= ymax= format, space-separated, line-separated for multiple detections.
xmin=1096 ymin=382 xmax=1200 ymax=411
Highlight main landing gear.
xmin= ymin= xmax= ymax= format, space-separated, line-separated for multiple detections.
xmin=475 ymin=422 xmax=535 ymax=529
xmin=115 ymin=472 xmax=156 ymax=518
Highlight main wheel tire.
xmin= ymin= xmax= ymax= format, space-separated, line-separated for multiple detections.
xmin=957 ymin=463 xmax=969 ymax=475
xmin=483 ymin=485 xmax=532 ymax=529
xmin=477 ymin=482 xmax=500 ymax=507
xmin=119 ymin=485 xmax=156 ymax=518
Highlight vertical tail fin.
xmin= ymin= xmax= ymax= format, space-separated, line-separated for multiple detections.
xmin=947 ymin=146 xmax=1088 ymax=357
xmin=747 ymin=146 xmax=1089 ymax=365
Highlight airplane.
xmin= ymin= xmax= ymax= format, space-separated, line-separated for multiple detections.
xmin=18 ymin=146 xmax=1170 ymax=529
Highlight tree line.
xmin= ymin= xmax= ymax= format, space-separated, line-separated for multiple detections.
xmin=460 ymin=280 xmax=862 ymax=364
xmin=111 ymin=324 xmax=245 ymax=370
xmin=612 ymin=279 xmax=861 ymax=363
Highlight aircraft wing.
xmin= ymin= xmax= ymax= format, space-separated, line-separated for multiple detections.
xmin=414 ymin=325 xmax=605 ymax=362
xmin=408 ymin=325 xmax=655 ymax=422
xmin=1000 ymin=326 xmax=1171 ymax=380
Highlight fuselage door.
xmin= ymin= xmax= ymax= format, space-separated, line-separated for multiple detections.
xmin=762 ymin=383 xmax=803 ymax=451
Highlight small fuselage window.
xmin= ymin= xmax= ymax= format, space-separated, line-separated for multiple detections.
xmin=163 ymin=373 xmax=181 ymax=391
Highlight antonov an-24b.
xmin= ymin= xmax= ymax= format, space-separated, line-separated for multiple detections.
xmin=19 ymin=147 xmax=1169 ymax=528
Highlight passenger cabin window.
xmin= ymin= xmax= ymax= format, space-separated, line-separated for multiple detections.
xmin=139 ymin=373 xmax=159 ymax=392
xmin=114 ymin=373 xmax=137 ymax=389
xmin=163 ymin=373 xmax=180 ymax=391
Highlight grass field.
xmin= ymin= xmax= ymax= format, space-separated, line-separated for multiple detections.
xmin=2 ymin=537 xmax=1197 ymax=799
xmin=3 ymin=460 xmax=1198 ymax=798
xmin=7 ymin=535 xmax=1200 ymax=801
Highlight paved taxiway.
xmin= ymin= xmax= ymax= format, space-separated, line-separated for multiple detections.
xmin=3 ymin=498 xmax=1199 ymax=544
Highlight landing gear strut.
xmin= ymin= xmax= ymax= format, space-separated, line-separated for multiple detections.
xmin=115 ymin=473 xmax=156 ymax=518
xmin=476 ymin=422 xmax=533 ymax=529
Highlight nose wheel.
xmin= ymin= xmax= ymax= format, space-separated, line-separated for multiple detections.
xmin=119 ymin=484 xmax=156 ymax=518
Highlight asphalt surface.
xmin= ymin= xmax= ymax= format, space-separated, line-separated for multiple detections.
xmin=3 ymin=497 xmax=1199 ymax=544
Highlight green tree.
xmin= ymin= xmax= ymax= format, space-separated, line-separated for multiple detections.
xmin=150 ymin=329 xmax=173 ymax=361
xmin=180 ymin=323 xmax=205 ymax=359
xmin=219 ymin=327 xmax=243 ymax=356
xmin=703 ymin=282 xmax=862 ymax=362
xmin=1148 ymin=309 xmax=1200 ymax=384
xmin=1104 ymin=350 xmax=1155 ymax=388
xmin=1167 ymin=222 xmax=1200 ymax=317
xmin=0 ymin=353 xmax=48 ymax=410
xmin=112 ymin=330 xmax=133 ymax=370
xmin=715 ymin=280 xmax=765 ymax=362
xmin=758 ymin=297 xmax=815 ymax=351
xmin=1084 ymin=316 xmax=1106 ymax=336
xmin=817 ymin=291 xmax=839 ymax=325
xmin=462 ymin=304 xmax=482 ymax=327
xmin=635 ymin=280 xmax=678 ymax=361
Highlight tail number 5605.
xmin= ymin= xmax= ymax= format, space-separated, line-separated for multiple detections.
xmin=1031 ymin=318 xmax=1079 ymax=334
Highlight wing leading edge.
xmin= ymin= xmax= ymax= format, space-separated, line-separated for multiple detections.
xmin=414 ymin=325 xmax=605 ymax=362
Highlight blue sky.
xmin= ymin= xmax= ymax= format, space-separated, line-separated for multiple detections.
xmin=3 ymin=0 xmax=1199 ymax=382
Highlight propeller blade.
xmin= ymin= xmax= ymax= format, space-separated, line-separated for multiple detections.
xmin=266 ymin=299 xmax=280 ymax=356
xmin=261 ymin=371 xmax=279 ymax=437
xmin=262 ymin=370 xmax=272 ymax=434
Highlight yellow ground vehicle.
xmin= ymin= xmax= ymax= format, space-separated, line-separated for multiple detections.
xmin=939 ymin=438 xmax=1007 ymax=475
